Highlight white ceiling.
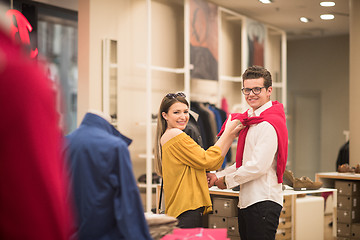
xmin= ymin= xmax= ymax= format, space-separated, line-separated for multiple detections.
xmin=32 ymin=0 xmax=349 ymax=40
xmin=210 ymin=0 xmax=349 ymax=40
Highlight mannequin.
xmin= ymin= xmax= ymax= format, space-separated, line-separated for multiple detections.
xmin=64 ymin=111 xmax=152 ymax=240
xmin=87 ymin=109 xmax=112 ymax=123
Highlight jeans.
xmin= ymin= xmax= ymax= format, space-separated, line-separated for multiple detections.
xmin=237 ymin=200 xmax=282 ymax=240
xmin=177 ymin=206 xmax=205 ymax=228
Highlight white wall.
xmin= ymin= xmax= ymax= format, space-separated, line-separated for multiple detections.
xmin=287 ymin=34 xmax=349 ymax=179
xmin=78 ymin=0 xmax=123 ymax=123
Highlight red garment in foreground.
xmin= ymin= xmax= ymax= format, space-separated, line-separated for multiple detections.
xmin=0 ymin=28 xmax=74 ymax=239
xmin=161 ymin=228 xmax=229 ymax=240
xmin=218 ymin=101 xmax=288 ymax=183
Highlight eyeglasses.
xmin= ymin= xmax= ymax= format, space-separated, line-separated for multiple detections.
xmin=166 ymin=92 xmax=186 ymax=99
xmin=241 ymin=87 xmax=266 ymax=95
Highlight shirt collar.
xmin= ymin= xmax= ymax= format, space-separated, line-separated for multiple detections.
xmin=81 ymin=112 xmax=132 ymax=146
xmin=248 ymin=100 xmax=273 ymax=117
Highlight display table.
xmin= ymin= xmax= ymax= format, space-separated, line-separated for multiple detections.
xmin=295 ymin=195 xmax=324 ymax=240
xmin=209 ymin=186 xmax=337 ymax=239
xmin=316 ymin=171 xmax=360 ymax=184
xmin=316 ymin=172 xmax=360 ymax=238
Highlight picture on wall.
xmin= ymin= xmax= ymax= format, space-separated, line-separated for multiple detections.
xmin=189 ymin=0 xmax=218 ymax=81
xmin=246 ymin=18 xmax=266 ymax=67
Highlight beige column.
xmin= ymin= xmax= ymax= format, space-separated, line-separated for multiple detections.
xmin=77 ymin=0 xmax=122 ymax=126
xmin=349 ymin=0 xmax=360 ymax=165
xmin=77 ymin=0 xmax=90 ymax=125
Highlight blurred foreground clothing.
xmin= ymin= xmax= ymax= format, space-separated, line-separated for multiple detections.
xmin=65 ymin=113 xmax=152 ymax=240
xmin=0 ymin=27 xmax=74 ymax=239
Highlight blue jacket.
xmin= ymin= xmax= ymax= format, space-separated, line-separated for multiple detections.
xmin=65 ymin=113 xmax=152 ymax=240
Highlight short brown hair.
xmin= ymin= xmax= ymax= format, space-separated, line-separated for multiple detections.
xmin=242 ymin=65 xmax=272 ymax=89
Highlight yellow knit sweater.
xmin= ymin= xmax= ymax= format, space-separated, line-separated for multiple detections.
xmin=161 ymin=132 xmax=224 ymax=218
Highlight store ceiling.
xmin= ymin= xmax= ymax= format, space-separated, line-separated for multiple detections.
xmin=209 ymin=0 xmax=349 ymax=40
xmin=33 ymin=0 xmax=349 ymax=40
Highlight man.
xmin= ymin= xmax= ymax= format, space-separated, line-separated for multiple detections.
xmin=207 ymin=66 xmax=288 ymax=240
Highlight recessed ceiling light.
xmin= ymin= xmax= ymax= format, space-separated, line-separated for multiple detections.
xmin=320 ymin=2 xmax=335 ymax=7
xmin=259 ymin=0 xmax=272 ymax=4
xmin=300 ymin=17 xmax=312 ymax=23
xmin=320 ymin=14 xmax=335 ymax=20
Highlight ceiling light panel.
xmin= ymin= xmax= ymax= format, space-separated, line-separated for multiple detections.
xmin=300 ymin=17 xmax=311 ymax=23
xmin=320 ymin=14 xmax=335 ymax=20
xmin=259 ymin=0 xmax=272 ymax=4
xmin=320 ymin=2 xmax=336 ymax=7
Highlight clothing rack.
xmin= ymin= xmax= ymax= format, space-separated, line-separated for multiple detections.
xmin=190 ymin=93 xmax=219 ymax=106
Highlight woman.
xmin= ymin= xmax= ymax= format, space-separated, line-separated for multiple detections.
xmin=154 ymin=92 xmax=243 ymax=228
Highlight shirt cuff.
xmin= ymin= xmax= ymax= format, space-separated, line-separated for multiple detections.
xmin=223 ymin=176 xmax=228 ymax=188
xmin=225 ymin=176 xmax=238 ymax=189
xmin=215 ymin=171 xmax=226 ymax=179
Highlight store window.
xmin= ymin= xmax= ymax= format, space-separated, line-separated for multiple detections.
xmin=6 ymin=0 xmax=78 ymax=134
xmin=37 ymin=15 xmax=78 ymax=133
xmin=37 ymin=4 xmax=78 ymax=134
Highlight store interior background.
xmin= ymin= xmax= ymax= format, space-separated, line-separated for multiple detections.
xmin=8 ymin=0 xmax=358 ymax=204
xmin=72 ymin=0 xmax=352 ymax=182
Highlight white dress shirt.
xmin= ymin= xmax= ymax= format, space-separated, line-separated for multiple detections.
xmin=215 ymin=101 xmax=283 ymax=209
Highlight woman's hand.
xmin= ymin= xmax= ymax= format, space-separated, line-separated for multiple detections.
xmin=223 ymin=114 xmax=245 ymax=136
xmin=206 ymin=172 xmax=218 ymax=188
xmin=214 ymin=114 xmax=245 ymax=157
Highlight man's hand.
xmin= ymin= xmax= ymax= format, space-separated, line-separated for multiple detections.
xmin=215 ymin=176 xmax=227 ymax=189
xmin=207 ymin=172 xmax=218 ymax=188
